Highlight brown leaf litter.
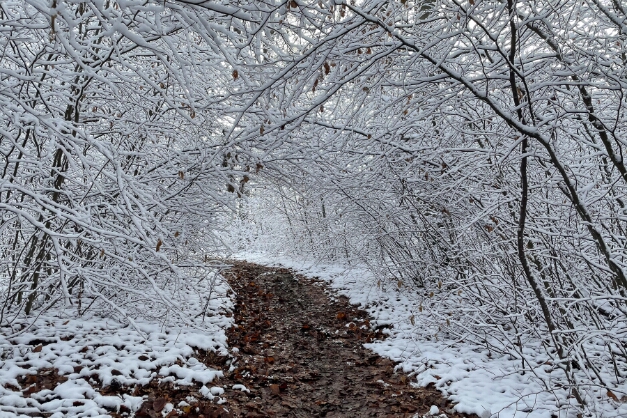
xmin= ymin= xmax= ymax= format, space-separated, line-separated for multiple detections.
xmin=13 ymin=261 xmax=477 ymax=418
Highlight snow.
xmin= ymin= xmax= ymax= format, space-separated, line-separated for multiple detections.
xmin=162 ymin=402 xmax=174 ymax=415
xmin=210 ymin=386 xmax=225 ymax=396
xmin=199 ymin=385 xmax=214 ymax=399
xmin=4 ymin=250 xmax=626 ymax=417
xmin=236 ymin=252 xmax=627 ymax=418
xmin=0 ymin=272 xmax=234 ymax=417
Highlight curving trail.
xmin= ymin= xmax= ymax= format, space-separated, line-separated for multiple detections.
xmin=212 ymin=261 xmax=477 ymax=418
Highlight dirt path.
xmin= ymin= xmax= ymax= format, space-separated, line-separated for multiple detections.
xmin=208 ymin=261 xmax=476 ymax=418
xmin=6 ymin=260 xmax=476 ymax=418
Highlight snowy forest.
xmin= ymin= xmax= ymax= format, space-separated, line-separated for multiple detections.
xmin=1 ymin=0 xmax=627 ymax=417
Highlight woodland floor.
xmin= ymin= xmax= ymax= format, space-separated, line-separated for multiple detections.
xmin=8 ymin=261 xmax=478 ymax=418
xmin=144 ymin=261 xmax=476 ymax=418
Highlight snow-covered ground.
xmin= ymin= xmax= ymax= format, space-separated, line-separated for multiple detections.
xmin=2 ymin=251 xmax=626 ymax=417
xmin=236 ymin=252 xmax=627 ymax=418
xmin=0 ymin=271 xmax=234 ymax=417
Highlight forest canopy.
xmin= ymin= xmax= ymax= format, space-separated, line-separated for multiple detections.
xmin=1 ymin=0 xmax=626 ymax=415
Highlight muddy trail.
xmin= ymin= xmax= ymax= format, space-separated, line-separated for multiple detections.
xmin=6 ymin=261 xmax=477 ymax=418
xmin=203 ymin=261 xmax=476 ymax=418
xmin=113 ymin=260 xmax=478 ymax=418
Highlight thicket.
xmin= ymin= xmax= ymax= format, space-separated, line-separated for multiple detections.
xmin=2 ymin=1 xmax=626 ymax=415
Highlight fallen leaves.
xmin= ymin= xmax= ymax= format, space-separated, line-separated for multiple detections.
xmin=153 ymin=397 xmax=167 ymax=412
xmin=215 ymin=261 xmax=472 ymax=418
xmin=7 ymin=261 xmax=480 ymax=418
xmin=18 ymin=369 xmax=68 ymax=397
